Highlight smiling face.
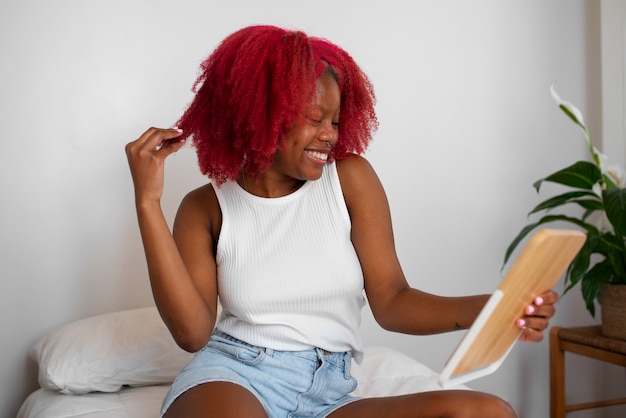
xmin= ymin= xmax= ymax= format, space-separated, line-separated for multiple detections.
xmin=270 ymin=72 xmax=341 ymax=183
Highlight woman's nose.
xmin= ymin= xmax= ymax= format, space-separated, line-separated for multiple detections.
xmin=319 ymin=123 xmax=337 ymax=142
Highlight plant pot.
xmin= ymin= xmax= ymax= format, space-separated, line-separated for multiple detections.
xmin=600 ymin=284 xmax=626 ymax=340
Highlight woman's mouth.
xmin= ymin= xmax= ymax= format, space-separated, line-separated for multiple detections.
xmin=305 ymin=150 xmax=329 ymax=163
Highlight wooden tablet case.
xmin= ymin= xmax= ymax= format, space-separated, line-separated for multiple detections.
xmin=438 ymin=229 xmax=586 ymax=388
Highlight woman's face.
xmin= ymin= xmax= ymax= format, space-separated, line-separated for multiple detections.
xmin=270 ymin=72 xmax=340 ymax=182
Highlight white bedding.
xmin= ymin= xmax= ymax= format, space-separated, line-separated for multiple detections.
xmin=18 ymin=308 xmax=467 ymax=418
xmin=19 ymin=346 xmax=466 ymax=418
xmin=18 ymin=384 xmax=168 ymax=418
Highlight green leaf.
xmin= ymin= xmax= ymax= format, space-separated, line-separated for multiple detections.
xmin=581 ymin=207 xmax=597 ymax=221
xmin=529 ymin=191 xmax=601 ymax=215
xmin=596 ymin=234 xmax=625 ymax=254
xmin=534 ymin=214 xmax=600 ymax=235
xmin=502 ymin=215 xmax=599 ymax=269
xmin=575 ymin=199 xmax=604 ymax=212
xmin=502 ymin=223 xmax=539 ymax=269
xmin=564 ymin=239 xmax=592 ymax=293
xmin=603 ymin=188 xmax=626 ymax=238
xmin=564 ymin=232 xmax=626 ymax=315
xmin=533 ymin=161 xmax=602 ymax=192
xmin=606 ymin=250 xmax=626 ymax=283
xmin=580 ymin=261 xmax=615 ymax=317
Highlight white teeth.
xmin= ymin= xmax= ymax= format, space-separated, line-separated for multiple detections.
xmin=306 ymin=151 xmax=328 ymax=161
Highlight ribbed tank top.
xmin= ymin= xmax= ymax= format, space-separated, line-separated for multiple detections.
xmin=213 ymin=162 xmax=365 ymax=362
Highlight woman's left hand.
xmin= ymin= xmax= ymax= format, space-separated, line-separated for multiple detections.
xmin=517 ymin=290 xmax=559 ymax=342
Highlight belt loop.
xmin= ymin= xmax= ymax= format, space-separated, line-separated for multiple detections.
xmin=264 ymin=347 xmax=274 ymax=357
xmin=343 ymin=352 xmax=352 ymax=378
xmin=315 ymin=347 xmax=326 ymax=367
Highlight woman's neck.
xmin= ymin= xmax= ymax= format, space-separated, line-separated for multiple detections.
xmin=237 ymin=172 xmax=305 ymax=198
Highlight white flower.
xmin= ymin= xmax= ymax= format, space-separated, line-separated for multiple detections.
xmin=596 ymin=150 xmax=625 ymax=188
xmin=550 ymin=84 xmax=586 ymax=127
xmin=606 ymin=163 xmax=625 ymax=188
xmin=551 ymin=84 xmax=626 ymax=189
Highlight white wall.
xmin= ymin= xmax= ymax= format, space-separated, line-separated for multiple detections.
xmin=601 ymin=0 xmax=626 ymax=168
xmin=1 ymin=1 xmax=623 ymax=417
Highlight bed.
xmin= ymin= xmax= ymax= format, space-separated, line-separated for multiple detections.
xmin=18 ymin=307 xmax=467 ymax=418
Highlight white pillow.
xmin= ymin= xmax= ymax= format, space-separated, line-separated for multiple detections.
xmin=30 ymin=307 xmax=194 ymax=395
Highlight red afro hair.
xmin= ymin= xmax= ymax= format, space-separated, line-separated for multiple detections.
xmin=175 ymin=25 xmax=378 ymax=184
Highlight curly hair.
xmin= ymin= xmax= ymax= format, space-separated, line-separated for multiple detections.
xmin=175 ymin=25 xmax=378 ymax=184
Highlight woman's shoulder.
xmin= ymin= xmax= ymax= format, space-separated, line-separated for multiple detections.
xmin=336 ymin=154 xmax=378 ymax=188
xmin=176 ymin=183 xmax=222 ymax=239
xmin=181 ymin=183 xmax=218 ymax=208
xmin=335 ymin=154 xmax=383 ymax=205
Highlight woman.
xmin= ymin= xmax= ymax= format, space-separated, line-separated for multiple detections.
xmin=126 ymin=25 xmax=556 ymax=418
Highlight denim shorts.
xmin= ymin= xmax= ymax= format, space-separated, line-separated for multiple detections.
xmin=161 ymin=331 xmax=360 ymax=417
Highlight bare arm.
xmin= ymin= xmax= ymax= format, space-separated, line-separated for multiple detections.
xmin=125 ymin=127 xmax=218 ymax=352
xmin=337 ymin=155 xmax=556 ymax=340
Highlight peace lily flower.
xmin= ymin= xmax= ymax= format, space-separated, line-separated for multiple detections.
xmin=504 ymin=86 xmax=626 ymax=317
xmin=606 ymin=163 xmax=625 ymax=188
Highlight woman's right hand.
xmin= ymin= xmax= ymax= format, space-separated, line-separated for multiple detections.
xmin=125 ymin=127 xmax=185 ymax=205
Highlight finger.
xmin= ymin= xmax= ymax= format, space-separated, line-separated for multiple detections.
xmin=522 ymin=290 xmax=558 ymax=317
xmin=126 ymin=127 xmax=159 ymax=150
xmin=524 ymin=302 xmax=556 ymax=318
xmin=516 ymin=317 xmax=548 ymax=342
xmin=153 ymin=127 xmax=185 ymax=150
xmin=535 ymin=303 xmax=556 ymax=319
xmin=519 ymin=327 xmax=544 ymax=343
xmin=534 ymin=290 xmax=559 ymax=306
xmin=157 ymin=137 xmax=186 ymax=157
xmin=518 ymin=316 xmax=549 ymax=333
xmin=126 ymin=127 xmax=151 ymax=157
xmin=157 ymin=129 xmax=186 ymax=150
xmin=129 ymin=127 xmax=183 ymax=152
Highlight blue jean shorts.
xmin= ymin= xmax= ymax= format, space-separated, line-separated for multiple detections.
xmin=161 ymin=331 xmax=360 ymax=417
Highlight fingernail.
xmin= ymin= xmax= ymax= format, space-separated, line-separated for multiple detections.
xmin=525 ymin=305 xmax=536 ymax=315
xmin=535 ymin=296 xmax=544 ymax=306
xmin=172 ymin=126 xmax=183 ymax=133
xmin=516 ymin=319 xmax=526 ymax=328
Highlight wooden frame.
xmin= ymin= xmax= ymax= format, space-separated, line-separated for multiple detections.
xmin=550 ymin=326 xmax=626 ymax=417
xmin=439 ymin=229 xmax=586 ymax=387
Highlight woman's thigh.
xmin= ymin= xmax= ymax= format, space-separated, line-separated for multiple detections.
xmin=164 ymin=381 xmax=268 ymax=418
xmin=328 ymin=390 xmax=517 ymax=418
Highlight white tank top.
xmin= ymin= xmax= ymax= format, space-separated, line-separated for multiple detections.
xmin=213 ymin=162 xmax=365 ymax=361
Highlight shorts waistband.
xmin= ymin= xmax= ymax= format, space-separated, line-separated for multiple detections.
xmin=211 ymin=330 xmax=336 ymax=358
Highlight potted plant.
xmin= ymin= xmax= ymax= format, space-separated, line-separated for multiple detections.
xmin=503 ymin=86 xmax=626 ymax=336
